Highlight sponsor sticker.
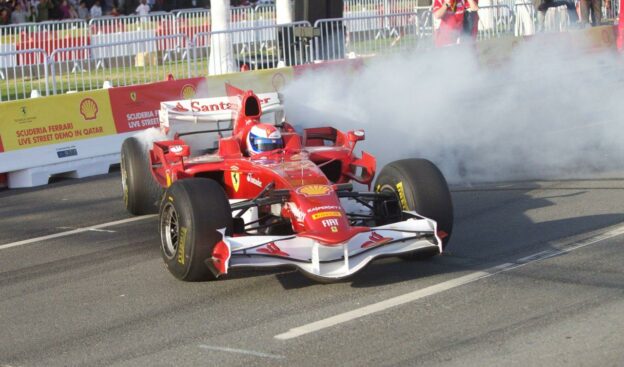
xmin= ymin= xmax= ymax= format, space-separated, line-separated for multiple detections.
xmin=297 ymin=184 xmax=332 ymax=197
xmin=177 ymin=227 xmax=187 ymax=265
xmin=56 ymin=147 xmax=78 ymax=158
xmin=170 ymin=145 xmax=183 ymax=154
xmin=257 ymin=242 xmax=289 ymax=257
xmin=231 ymin=171 xmax=241 ymax=192
xmin=311 ymin=211 xmax=342 ymax=220
xmin=79 ymin=98 xmax=99 ymax=120
xmin=321 ymin=218 xmax=340 ymax=228
xmin=180 ymin=84 xmax=197 ymax=99
xmin=396 ymin=181 xmax=409 ymax=211
xmin=361 ymin=232 xmax=392 ymax=249
xmin=246 ymin=173 xmax=263 ymax=188
xmin=307 ymin=205 xmax=341 ymax=213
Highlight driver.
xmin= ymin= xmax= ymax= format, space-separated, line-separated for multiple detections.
xmin=245 ymin=123 xmax=284 ymax=156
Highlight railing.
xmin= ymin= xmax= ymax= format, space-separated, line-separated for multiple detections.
xmin=602 ymin=0 xmax=620 ymax=20
xmin=314 ymin=12 xmax=424 ymax=59
xmin=48 ymin=34 xmax=190 ymax=95
xmin=1 ymin=4 xmax=602 ymax=103
xmin=0 ymin=20 xmax=89 ymax=65
xmin=191 ymin=21 xmax=313 ymax=76
xmin=88 ymin=12 xmax=177 ymax=49
xmin=0 ymin=48 xmax=49 ymax=102
xmin=477 ymin=5 xmax=516 ymax=40
xmin=344 ymin=0 xmax=423 ymax=17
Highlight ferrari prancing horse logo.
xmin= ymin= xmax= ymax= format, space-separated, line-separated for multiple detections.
xmin=231 ymin=171 xmax=240 ymax=192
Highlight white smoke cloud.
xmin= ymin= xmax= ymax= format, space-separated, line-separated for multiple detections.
xmin=283 ymin=36 xmax=624 ymax=184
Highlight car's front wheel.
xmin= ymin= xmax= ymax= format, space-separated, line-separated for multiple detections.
xmin=375 ymin=158 xmax=453 ymax=258
xmin=159 ymin=178 xmax=233 ymax=281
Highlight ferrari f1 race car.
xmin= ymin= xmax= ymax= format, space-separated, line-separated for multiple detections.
xmin=120 ymin=84 xmax=453 ymax=282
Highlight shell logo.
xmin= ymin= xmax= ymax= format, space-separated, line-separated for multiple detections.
xmin=297 ymin=185 xmax=331 ymax=197
xmin=180 ymin=84 xmax=196 ymax=99
xmin=79 ymin=98 xmax=99 ymax=120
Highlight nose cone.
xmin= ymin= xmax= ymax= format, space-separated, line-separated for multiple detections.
xmin=291 ymin=184 xmax=358 ymax=245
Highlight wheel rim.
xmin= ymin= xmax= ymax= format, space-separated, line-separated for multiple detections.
xmin=161 ymin=202 xmax=179 ymax=260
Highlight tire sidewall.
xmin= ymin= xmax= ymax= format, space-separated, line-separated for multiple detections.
xmin=121 ymin=137 xmax=162 ymax=215
xmin=160 ymin=188 xmax=196 ymax=280
xmin=159 ymin=179 xmax=232 ymax=281
xmin=375 ymin=159 xmax=453 ymax=246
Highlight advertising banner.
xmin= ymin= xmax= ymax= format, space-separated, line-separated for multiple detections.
xmin=108 ymin=77 xmax=205 ymax=134
xmin=0 ymin=90 xmax=116 ymax=153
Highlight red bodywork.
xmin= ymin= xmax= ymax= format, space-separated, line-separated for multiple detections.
xmin=150 ymin=85 xmax=377 ymax=245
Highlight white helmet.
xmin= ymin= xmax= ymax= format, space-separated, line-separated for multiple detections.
xmin=246 ymin=123 xmax=283 ymax=155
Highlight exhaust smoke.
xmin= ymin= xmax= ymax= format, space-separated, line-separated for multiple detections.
xmin=283 ymin=37 xmax=624 ymax=184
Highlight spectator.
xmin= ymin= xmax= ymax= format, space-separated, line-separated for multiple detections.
xmin=90 ymin=0 xmax=102 ymax=17
xmin=0 ymin=8 xmax=10 ymax=26
xmin=135 ymin=0 xmax=148 ymax=15
xmin=77 ymin=0 xmax=89 ymax=19
xmin=102 ymin=0 xmax=114 ymax=14
xmin=432 ymin=0 xmax=479 ymax=47
xmin=59 ymin=0 xmax=72 ymax=18
xmin=110 ymin=5 xmax=119 ymax=15
xmin=36 ymin=0 xmax=53 ymax=21
xmin=11 ymin=2 xmax=31 ymax=23
xmin=580 ymin=0 xmax=601 ymax=26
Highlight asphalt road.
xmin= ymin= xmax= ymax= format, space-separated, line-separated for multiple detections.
xmin=1 ymin=173 xmax=624 ymax=367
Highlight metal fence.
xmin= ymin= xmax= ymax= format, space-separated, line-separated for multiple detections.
xmin=315 ymin=12 xmax=424 ymax=59
xmin=0 ymin=49 xmax=49 ymax=102
xmin=477 ymin=5 xmax=516 ymax=40
xmin=2 ymin=1 xmax=618 ymax=103
xmin=0 ymin=20 xmax=89 ymax=65
xmin=49 ymin=34 xmax=190 ymax=95
xmin=344 ymin=0 xmax=423 ymax=17
xmin=191 ymin=21 xmax=313 ymax=76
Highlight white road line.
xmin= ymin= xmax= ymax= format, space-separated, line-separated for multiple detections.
xmin=274 ymin=264 xmax=513 ymax=340
xmin=57 ymin=226 xmax=117 ymax=233
xmin=275 ymin=223 xmax=624 ymax=340
xmin=0 ymin=215 xmax=156 ymax=251
xmin=198 ymin=345 xmax=284 ymax=359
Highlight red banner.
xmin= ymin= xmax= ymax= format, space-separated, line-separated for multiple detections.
xmin=108 ymin=77 xmax=205 ymax=133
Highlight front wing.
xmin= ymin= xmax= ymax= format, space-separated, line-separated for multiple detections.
xmin=220 ymin=213 xmax=442 ymax=280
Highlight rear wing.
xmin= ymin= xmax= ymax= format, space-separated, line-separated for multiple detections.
xmin=159 ymin=93 xmax=282 ymax=128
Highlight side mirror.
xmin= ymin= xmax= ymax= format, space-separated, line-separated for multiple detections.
xmin=348 ymin=130 xmax=365 ymax=143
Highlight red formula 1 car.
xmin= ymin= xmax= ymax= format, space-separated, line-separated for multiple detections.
xmin=120 ymin=84 xmax=453 ymax=282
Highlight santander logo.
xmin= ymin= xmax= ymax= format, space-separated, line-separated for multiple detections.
xmin=257 ymin=242 xmax=289 ymax=257
xmin=361 ymin=232 xmax=392 ymax=249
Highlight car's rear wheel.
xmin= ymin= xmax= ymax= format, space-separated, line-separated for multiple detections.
xmin=374 ymin=158 xmax=453 ymax=259
xmin=159 ymin=178 xmax=233 ymax=281
xmin=121 ymin=137 xmax=163 ymax=215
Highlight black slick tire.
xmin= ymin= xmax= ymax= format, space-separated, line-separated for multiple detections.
xmin=159 ymin=178 xmax=233 ymax=282
xmin=121 ymin=137 xmax=163 ymax=215
xmin=374 ymin=159 xmax=454 ymax=258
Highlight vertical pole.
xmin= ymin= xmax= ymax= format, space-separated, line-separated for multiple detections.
xmin=209 ymin=0 xmax=236 ymax=75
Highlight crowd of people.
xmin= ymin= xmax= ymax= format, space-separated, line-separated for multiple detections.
xmin=0 ymin=0 xmax=269 ymax=25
